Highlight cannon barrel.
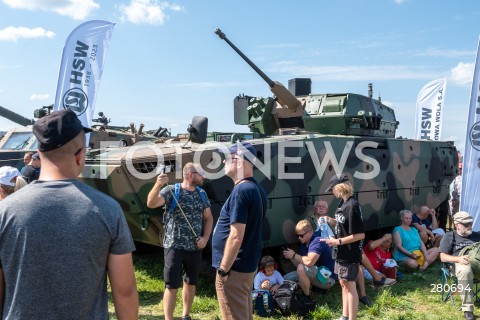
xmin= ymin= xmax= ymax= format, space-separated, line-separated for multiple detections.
xmin=214 ymin=28 xmax=275 ymax=87
xmin=0 ymin=106 xmax=35 ymax=126
xmin=215 ymin=28 xmax=302 ymax=113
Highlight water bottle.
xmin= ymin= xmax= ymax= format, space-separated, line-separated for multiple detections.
xmin=320 ymin=217 xmax=328 ymax=239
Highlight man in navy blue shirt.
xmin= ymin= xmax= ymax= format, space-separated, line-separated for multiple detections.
xmin=212 ymin=142 xmax=267 ymax=320
xmin=283 ymin=220 xmax=336 ymax=296
xmin=412 ymin=206 xmax=444 ymax=247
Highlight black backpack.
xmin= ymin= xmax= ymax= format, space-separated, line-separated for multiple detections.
xmin=273 ymin=280 xmax=316 ymax=316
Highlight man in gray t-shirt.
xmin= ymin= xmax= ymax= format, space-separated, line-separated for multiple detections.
xmin=0 ymin=110 xmax=138 ymax=319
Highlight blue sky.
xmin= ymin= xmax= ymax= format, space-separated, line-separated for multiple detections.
xmin=0 ymin=0 xmax=478 ymax=154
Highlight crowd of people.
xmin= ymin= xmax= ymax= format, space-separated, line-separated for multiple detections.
xmin=0 ymin=109 xmax=475 ymax=320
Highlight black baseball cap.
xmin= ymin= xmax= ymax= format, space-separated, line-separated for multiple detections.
xmin=33 ymin=109 xmax=92 ymax=152
xmin=325 ymin=174 xmax=349 ymax=192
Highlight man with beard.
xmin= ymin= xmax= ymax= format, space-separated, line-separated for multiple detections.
xmin=212 ymin=142 xmax=267 ymax=320
xmin=439 ymin=211 xmax=480 ymax=320
xmin=147 ymin=162 xmax=213 ymax=320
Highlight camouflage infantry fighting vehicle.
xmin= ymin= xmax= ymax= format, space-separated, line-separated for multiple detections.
xmin=78 ymin=28 xmax=458 ymax=251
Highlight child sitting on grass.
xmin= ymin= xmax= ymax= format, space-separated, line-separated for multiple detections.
xmin=253 ymin=255 xmax=284 ymax=293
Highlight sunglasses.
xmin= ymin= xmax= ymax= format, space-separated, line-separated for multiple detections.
xmin=296 ymin=231 xmax=308 ymax=238
xmin=190 ymin=171 xmax=204 ymax=177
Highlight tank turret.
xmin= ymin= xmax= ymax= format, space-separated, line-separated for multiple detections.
xmin=0 ymin=106 xmax=35 ymax=127
xmin=216 ymin=28 xmax=399 ymax=138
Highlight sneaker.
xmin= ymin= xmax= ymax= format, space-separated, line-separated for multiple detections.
xmin=359 ymin=295 xmax=373 ymax=306
xmin=182 ymin=316 xmax=192 ymax=320
xmin=372 ymin=276 xmax=396 ymax=287
xmin=338 ymin=317 xmax=349 ymax=320
xmin=464 ymin=311 xmax=475 ymax=320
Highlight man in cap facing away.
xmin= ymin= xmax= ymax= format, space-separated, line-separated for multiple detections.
xmin=212 ymin=142 xmax=267 ymax=320
xmin=439 ymin=211 xmax=480 ymax=320
xmin=0 ymin=109 xmax=138 ymax=319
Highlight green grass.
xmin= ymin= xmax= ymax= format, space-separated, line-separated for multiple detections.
xmin=108 ymin=246 xmax=478 ymax=319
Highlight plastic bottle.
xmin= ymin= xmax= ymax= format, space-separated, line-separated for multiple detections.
xmin=320 ymin=217 xmax=329 ymax=238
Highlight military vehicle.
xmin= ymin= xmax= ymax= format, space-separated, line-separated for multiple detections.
xmin=0 ymin=106 xmax=39 ymax=168
xmin=0 ymin=105 xmax=168 ymax=169
xmin=79 ymin=28 xmax=458 ymax=252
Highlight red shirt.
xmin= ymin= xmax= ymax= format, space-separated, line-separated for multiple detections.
xmin=364 ymin=240 xmax=392 ymax=272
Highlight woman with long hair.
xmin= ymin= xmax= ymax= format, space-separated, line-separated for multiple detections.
xmin=323 ymin=174 xmax=365 ymax=320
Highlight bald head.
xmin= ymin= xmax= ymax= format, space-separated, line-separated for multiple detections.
xmin=38 ymin=131 xmax=86 ymax=180
xmin=418 ymin=206 xmax=432 ymax=219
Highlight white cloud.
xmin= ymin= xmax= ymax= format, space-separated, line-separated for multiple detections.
xmin=449 ymin=62 xmax=474 ymax=86
xmin=167 ymin=81 xmax=241 ymax=89
xmin=119 ymin=0 xmax=184 ymax=25
xmin=168 ymin=3 xmax=183 ymax=12
xmin=268 ymin=61 xmax=440 ymax=81
xmin=30 ymin=93 xmax=49 ymax=100
xmin=414 ymin=47 xmax=474 ymax=59
xmin=0 ymin=26 xmax=55 ymax=41
xmin=2 ymin=0 xmax=99 ymax=20
xmin=257 ymin=43 xmax=301 ymax=49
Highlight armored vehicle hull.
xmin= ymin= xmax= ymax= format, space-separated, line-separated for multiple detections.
xmin=77 ymin=28 xmax=458 ymax=248
xmin=80 ymin=132 xmax=457 ymax=248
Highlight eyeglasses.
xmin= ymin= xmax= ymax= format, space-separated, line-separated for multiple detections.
xmin=190 ymin=171 xmax=203 ymax=176
xmin=296 ymin=231 xmax=308 ymax=238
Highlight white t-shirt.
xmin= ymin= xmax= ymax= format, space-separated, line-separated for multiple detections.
xmin=253 ymin=270 xmax=284 ymax=290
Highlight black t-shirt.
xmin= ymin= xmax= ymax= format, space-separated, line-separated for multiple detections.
xmin=439 ymin=231 xmax=480 ymax=256
xmin=334 ymin=196 xmax=365 ymax=263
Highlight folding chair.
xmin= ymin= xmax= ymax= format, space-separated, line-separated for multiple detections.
xmin=441 ymin=263 xmax=457 ymax=304
xmin=440 ymin=263 xmax=480 ymax=305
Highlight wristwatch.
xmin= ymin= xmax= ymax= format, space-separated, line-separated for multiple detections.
xmin=217 ymin=268 xmax=230 ymax=277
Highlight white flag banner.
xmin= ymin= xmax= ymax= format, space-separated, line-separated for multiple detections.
xmin=462 ymin=37 xmax=480 ymax=230
xmin=53 ymin=20 xmax=115 ymax=134
xmin=413 ymin=78 xmax=447 ymax=140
